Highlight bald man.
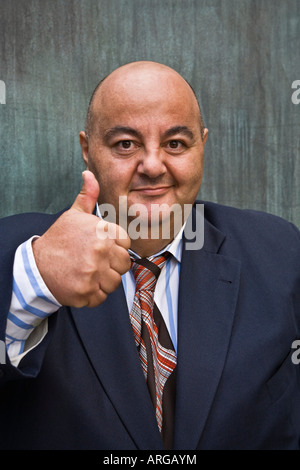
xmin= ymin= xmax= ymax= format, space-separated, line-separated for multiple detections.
xmin=0 ymin=61 xmax=300 ymax=450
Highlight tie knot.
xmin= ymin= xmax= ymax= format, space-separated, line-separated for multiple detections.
xmin=131 ymin=253 xmax=169 ymax=292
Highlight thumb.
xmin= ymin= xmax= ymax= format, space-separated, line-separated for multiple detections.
xmin=72 ymin=170 xmax=100 ymax=213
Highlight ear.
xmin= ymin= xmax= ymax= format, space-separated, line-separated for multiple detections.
xmin=202 ymin=128 xmax=209 ymax=146
xmin=79 ymin=131 xmax=89 ymax=168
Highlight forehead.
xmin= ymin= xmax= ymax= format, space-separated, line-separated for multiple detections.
xmin=91 ymin=67 xmax=200 ymax=132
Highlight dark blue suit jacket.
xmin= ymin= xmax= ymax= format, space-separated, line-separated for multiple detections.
xmin=0 ymin=202 xmax=300 ymax=450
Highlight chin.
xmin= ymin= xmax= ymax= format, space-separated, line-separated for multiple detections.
xmin=126 ymin=202 xmax=185 ymax=242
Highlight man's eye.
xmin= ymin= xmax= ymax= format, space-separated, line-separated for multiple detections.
xmin=167 ymin=140 xmax=185 ymax=150
xmin=169 ymin=140 xmax=180 ymax=148
xmin=113 ymin=140 xmax=140 ymax=156
xmin=118 ymin=140 xmax=133 ymax=149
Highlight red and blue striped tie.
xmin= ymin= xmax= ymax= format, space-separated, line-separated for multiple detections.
xmin=130 ymin=253 xmax=177 ymax=447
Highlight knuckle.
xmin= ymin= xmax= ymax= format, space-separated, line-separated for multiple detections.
xmin=101 ymin=272 xmax=122 ymax=294
xmin=123 ymin=257 xmax=132 ymax=273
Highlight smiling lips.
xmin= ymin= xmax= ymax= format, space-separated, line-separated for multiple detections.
xmin=131 ymin=186 xmax=172 ymax=196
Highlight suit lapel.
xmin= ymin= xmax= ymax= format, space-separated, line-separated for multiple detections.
xmin=70 ymin=284 xmax=164 ymax=450
xmin=173 ymin=215 xmax=241 ymax=449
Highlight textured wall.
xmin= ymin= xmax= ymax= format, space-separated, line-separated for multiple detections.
xmin=0 ymin=0 xmax=299 ymax=228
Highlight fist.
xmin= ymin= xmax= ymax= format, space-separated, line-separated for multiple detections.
xmin=32 ymin=171 xmax=131 ymax=308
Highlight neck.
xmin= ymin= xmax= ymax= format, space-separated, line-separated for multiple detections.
xmin=130 ymin=236 xmax=173 ymax=258
xmin=124 ymin=211 xmax=186 ymax=257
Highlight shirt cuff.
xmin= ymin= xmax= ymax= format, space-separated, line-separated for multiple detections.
xmin=6 ymin=236 xmax=61 ymax=363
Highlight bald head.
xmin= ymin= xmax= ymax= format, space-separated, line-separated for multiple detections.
xmin=85 ymin=61 xmax=205 ymax=139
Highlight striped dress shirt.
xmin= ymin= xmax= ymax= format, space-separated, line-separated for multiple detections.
xmin=6 ymin=225 xmax=183 ymax=367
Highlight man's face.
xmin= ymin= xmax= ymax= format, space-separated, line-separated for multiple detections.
xmin=80 ymin=64 xmax=208 ymax=234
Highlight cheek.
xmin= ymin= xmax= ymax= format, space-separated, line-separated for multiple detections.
xmin=173 ymin=157 xmax=203 ymax=192
xmin=93 ymin=164 xmax=134 ymax=207
xmin=87 ymin=152 xmax=122 ymax=191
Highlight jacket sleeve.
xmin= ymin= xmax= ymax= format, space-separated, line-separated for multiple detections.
xmin=0 ymin=211 xmax=62 ymax=382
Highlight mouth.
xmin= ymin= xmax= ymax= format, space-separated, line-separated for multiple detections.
xmin=131 ymin=186 xmax=172 ymax=196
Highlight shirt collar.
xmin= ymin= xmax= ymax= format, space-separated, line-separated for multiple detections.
xmin=128 ymin=223 xmax=184 ymax=263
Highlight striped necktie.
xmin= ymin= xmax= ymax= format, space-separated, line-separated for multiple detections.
xmin=130 ymin=253 xmax=177 ymax=448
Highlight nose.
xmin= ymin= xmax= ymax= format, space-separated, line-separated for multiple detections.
xmin=137 ymin=146 xmax=167 ymax=179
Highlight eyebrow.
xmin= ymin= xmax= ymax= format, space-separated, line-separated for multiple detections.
xmin=163 ymin=126 xmax=195 ymax=141
xmin=102 ymin=125 xmax=195 ymax=143
xmin=103 ymin=126 xmax=143 ymax=143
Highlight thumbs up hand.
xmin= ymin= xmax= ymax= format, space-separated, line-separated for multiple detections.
xmin=72 ymin=169 xmax=101 ymax=214
xmin=32 ymin=171 xmax=131 ymax=308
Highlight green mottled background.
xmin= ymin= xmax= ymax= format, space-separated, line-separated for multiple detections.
xmin=0 ymin=0 xmax=299 ymax=227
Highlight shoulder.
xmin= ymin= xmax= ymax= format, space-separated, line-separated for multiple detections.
xmin=202 ymin=200 xmax=300 ymax=237
xmin=200 ymin=200 xmax=300 ymax=258
xmin=0 ymin=210 xmax=65 ymax=249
